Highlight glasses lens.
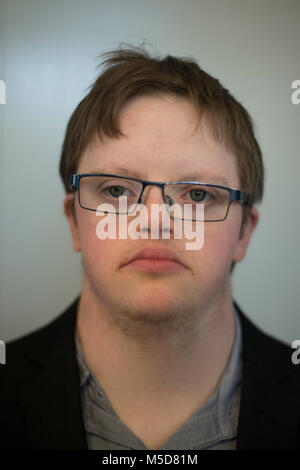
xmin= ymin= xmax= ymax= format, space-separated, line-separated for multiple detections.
xmin=165 ymin=184 xmax=230 ymax=221
xmin=79 ymin=176 xmax=142 ymax=213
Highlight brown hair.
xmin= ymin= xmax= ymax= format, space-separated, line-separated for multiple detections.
xmin=59 ymin=43 xmax=264 ymax=273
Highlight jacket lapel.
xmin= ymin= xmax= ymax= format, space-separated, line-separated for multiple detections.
xmin=18 ymin=298 xmax=88 ymax=449
xmin=234 ymin=301 xmax=300 ymax=449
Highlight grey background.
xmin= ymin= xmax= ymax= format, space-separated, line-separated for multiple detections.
xmin=0 ymin=0 xmax=299 ymax=344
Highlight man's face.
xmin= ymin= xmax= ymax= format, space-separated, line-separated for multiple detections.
xmin=65 ymin=94 xmax=258 ymax=336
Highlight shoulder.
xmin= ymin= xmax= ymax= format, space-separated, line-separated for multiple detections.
xmin=0 ymin=297 xmax=85 ymax=450
xmin=234 ymin=300 xmax=300 ymax=386
xmin=0 ymin=297 xmax=80 ymax=389
xmin=233 ymin=301 xmax=300 ymax=449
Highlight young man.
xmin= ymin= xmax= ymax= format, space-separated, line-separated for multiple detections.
xmin=1 ymin=46 xmax=299 ymax=450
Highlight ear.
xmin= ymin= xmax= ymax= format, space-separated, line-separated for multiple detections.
xmin=64 ymin=193 xmax=81 ymax=252
xmin=233 ymin=206 xmax=259 ymax=263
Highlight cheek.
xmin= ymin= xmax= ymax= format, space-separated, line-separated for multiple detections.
xmin=198 ymin=222 xmax=239 ymax=274
xmin=78 ymin=215 xmax=116 ymax=273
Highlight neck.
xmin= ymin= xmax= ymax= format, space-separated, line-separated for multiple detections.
xmin=75 ymin=276 xmax=236 ymax=413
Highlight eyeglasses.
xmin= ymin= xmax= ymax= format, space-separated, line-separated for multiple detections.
xmin=70 ymin=173 xmax=249 ymax=222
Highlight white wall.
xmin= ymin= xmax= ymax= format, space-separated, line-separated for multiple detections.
xmin=0 ymin=0 xmax=299 ymax=344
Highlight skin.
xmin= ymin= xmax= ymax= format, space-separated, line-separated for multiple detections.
xmin=64 ymin=94 xmax=259 ymax=449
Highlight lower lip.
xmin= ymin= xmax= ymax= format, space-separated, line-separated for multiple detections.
xmin=123 ymin=258 xmax=186 ymax=272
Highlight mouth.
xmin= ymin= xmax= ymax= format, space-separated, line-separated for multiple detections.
xmin=121 ymin=247 xmax=187 ymax=272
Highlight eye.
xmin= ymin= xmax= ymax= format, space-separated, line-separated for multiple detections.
xmin=187 ymin=188 xmax=213 ymax=203
xmin=107 ymin=185 xmax=127 ymax=197
xmin=102 ymin=184 xmax=138 ymax=200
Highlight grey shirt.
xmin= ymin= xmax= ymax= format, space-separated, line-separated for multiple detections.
xmin=74 ymin=307 xmax=243 ymax=450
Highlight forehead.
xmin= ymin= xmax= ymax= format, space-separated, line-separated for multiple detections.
xmin=79 ymin=94 xmax=240 ymax=187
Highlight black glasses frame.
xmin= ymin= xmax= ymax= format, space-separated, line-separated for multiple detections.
xmin=70 ymin=173 xmax=249 ymax=222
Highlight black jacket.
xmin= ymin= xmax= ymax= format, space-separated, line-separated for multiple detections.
xmin=0 ymin=298 xmax=299 ymax=449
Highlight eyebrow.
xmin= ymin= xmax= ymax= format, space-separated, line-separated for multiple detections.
xmin=88 ymin=168 xmax=230 ymax=186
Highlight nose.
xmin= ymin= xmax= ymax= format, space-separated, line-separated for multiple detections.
xmin=140 ymin=185 xmax=165 ymax=206
xmin=138 ymin=185 xmax=172 ymax=237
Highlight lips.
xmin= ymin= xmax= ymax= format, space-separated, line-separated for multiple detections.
xmin=122 ymin=247 xmax=186 ymax=268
